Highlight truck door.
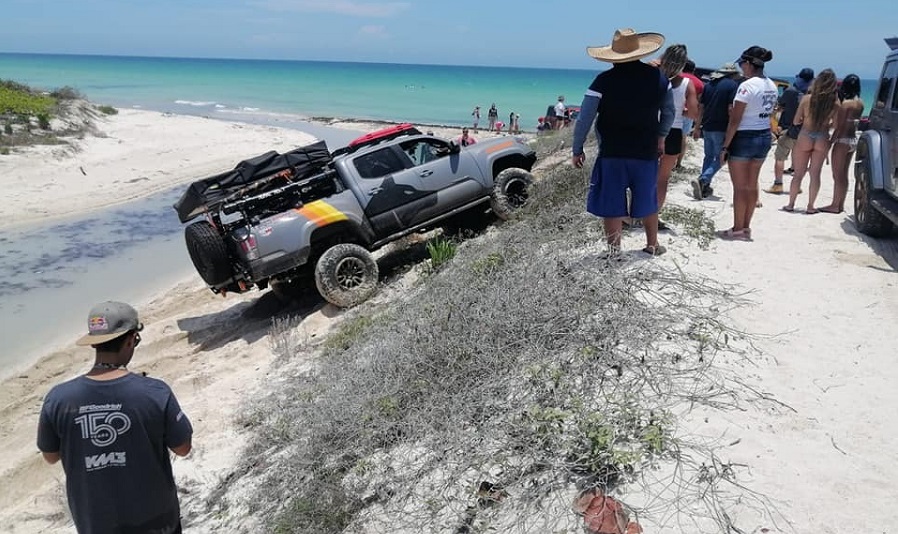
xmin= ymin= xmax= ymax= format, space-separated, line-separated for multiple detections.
xmin=352 ymin=146 xmax=428 ymax=235
xmin=872 ymin=60 xmax=898 ymax=194
xmin=393 ymin=137 xmax=486 ymax=225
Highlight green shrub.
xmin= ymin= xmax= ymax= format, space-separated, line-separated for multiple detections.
xmin=37 ymin=112 xmax=51 ymax=130
xmin=50 ymin=86 xmax=81 ymax=100
xmin=97 ymin=105 xmax=118 ymax=115
xmin=3 ymin=123 xmax=12 ymax=135
xmin=426 ymin=237 xmax=457 ymax=269
xmin=0 ymin=86 xmax=55 ymax=116
xmin=0 ymin=147 xmax=9 ymax=155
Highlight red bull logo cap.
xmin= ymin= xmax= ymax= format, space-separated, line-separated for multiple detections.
xmin=75 ymin=301 xmax=143 ymax=346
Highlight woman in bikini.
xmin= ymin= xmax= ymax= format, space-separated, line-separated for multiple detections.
xmin=783 ymin=69 xmax=841 ymax=214
xmin=820 ymin=75 xmax=864 ymax=214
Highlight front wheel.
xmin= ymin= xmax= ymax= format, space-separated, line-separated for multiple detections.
xmin=490 ymin=168 xmax=533 ymax=221
xmin=314 ymin=244 xmax=379 ymax=308
xmin=854 ymin=158 xmax=893 ymax=237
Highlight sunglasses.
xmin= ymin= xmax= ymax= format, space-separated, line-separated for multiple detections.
xmin=132 ymin=331 xmax=141 ymax=347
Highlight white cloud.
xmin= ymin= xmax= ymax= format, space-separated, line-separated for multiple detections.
xmin=358 ymin=25 xmax=388 ymax=38
xmin=252 ymin=0 xmax=410 ymax=17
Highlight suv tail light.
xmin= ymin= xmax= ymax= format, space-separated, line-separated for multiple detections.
xmin=239 ymin=235 xmax=259 ymax=260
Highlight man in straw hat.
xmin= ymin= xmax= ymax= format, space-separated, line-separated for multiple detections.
xmin=37 ymin=301 xmax=193 ymax=533
xmin=572 ymin=28 xmax=675 ymax=256
xmin=691 ymin=61 xmax=740 ymax=200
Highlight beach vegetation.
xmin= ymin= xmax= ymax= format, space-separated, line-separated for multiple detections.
xmin=97 ymin=105 xmax=118 ymax=115
xmin=0 ymin=79 xmax=98 ymax=149
xmin=425 ymin=237 xmax=457 ymax=270
xmin=213 ymin=137 xmax=778 ymax=534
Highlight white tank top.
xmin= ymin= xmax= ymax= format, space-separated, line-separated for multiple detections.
xmin=672 ymin=77 xmax=690 ymax=129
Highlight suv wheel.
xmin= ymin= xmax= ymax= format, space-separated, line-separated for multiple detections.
xmin=854 ymin=158 xmax=894 ymax=237
xmin=314 ymin=243 xmax=379 ymax=308
xmin=490 ymin=168 xmax=533 ymax=221
xmin=185 ymin=221 xmax=232 ymax=286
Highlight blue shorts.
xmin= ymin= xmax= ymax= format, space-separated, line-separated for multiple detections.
xmin=729 ymin=129 xmax=772 ymax=161
xmin=587 ymin=157 xmax=659 ymax=219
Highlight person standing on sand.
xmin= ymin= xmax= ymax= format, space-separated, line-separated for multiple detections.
xmin=677 ymin=59 xmax=704 ymax=169
xmin=691 ymin=62 xmax=740 ymax=199
xmin=554 ymin=95 xmax=567 ymax=129
xmin=782 ymin=68 xmax=841 ymax=214
xmin=765 ymin=67 xmax=814 ymax=194
xmin=718 ymin=46 xmax=777 ymax=240
xmin=487 ymin=103 xmax=498 ymax=132
xmin=656 ymin=44 xmax=699 ymax=221
xmin=37 ymin=301 xmax=193 ymax=534
xmin=821 ymin=74 xmax=864 ymax=214
xmin=572 ymin=28 xmax=675 ymax=257
xmin=471 ymin=106 xmax=481 ymax=132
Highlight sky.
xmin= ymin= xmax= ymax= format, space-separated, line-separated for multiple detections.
xmin=2 ymin=0 xmax=896 ymax=78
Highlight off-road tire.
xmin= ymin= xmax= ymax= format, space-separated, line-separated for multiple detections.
xmin=185 ymin=221 xmax=232 ymax=286
xmin=314 ymin=244 xmax=379 ymax=308
xmin=490 ymin=167 xmax=532 ymax=221
xmin=854 ymin=158 xmax=894 ymax=237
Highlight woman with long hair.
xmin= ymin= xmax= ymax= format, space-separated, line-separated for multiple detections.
xmin=656 ymin=44 xmax=699 ymax=220
xmin=782 ymin=69 xmax=841 ymax=213
xmin=718 ymin=46 xmax=778 ymax=240
xmin=820 ymin=75 xmax=864 ymax=213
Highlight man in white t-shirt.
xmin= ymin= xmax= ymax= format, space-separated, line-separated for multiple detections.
xmin=554 ymin=96 xmax=566 ymax=129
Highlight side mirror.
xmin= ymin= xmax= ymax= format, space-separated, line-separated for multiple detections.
xmin=447 ymin=141 xmax=461 ymax=154
xmin=857 ymin=118 xmax=870 ymax=132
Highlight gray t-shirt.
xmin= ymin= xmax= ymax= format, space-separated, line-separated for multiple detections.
xmin=37 ymin=373 xmax=193 ymax=534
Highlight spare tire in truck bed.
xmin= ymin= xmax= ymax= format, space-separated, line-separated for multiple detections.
xmin=185 ymin=221 xmax=232 ymax=286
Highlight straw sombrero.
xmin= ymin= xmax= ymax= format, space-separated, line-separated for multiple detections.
xmin=587 ymin=28 xmax=665 ymax=63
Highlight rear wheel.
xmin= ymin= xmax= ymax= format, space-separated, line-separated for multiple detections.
xmin=854 ymin=158 xmax=894 ymax=237
xmin=314 ymin=244 xmax=379 ymax=308
xmin=185 ymin=221 xmax=232 ymax=286
xmin=490 ymin=168 xmax=532 ymax=220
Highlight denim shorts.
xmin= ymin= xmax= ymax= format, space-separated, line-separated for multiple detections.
xmin=587 ymin=157 xmax=658 ymax=219
xmin=729 ymin=129 xmax=772 ymax=161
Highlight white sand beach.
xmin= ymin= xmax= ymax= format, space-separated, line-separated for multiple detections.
xmin=1 ymin=111 xmax=896 ymax=533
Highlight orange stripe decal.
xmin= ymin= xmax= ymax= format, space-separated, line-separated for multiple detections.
xmin=485 ymin=140 xmax=514 ymax=154
xmin=295 ymin=200 xmax=348 ymax=227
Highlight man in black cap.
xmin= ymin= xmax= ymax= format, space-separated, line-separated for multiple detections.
xmin=766 ymin=67 xmax=815 ymax=194
xmin=37 ymin=301 xmax=193 ymax=534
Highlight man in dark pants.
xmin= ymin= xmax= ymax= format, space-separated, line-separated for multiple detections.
xmin=691 ymin=62 xmax=740 ymax=199
xmin=37 ymin=301 xmax=193 ymax=534
xmin=572 ymin=28 xmax=675 ymax=256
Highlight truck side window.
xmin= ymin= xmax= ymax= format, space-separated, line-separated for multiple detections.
xmin=354 ymin=148 xmax=406 ymax=179
xmin=400 ymin=140 xmax=450 ymax=166
xmin=876 ymin=61 xmax=896 ymax=109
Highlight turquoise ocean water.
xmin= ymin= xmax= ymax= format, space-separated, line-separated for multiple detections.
xmin=0 ymin=53 xmax=599 ymax=130
xmin=0 ymin=53 xmax=880 ymax=129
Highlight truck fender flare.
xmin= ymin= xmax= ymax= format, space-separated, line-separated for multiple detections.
xmin=856 ymin=131 xmax=886 ymax=190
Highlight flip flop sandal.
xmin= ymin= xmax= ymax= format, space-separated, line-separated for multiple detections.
xmin=642 ymin=245 xmax=667 ymax=256
xmin=716 ymin=228 xmax=750 ymax=241
xmin=780 ymin=206 xmax=795 ymax=212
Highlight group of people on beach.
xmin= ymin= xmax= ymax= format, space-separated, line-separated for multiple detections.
xmin=572 ymin=27 xmax=865 ymax=255
xmin=471 ymin=103 xmax=521 ymax=134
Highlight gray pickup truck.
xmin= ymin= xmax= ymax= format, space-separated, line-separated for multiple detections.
xmin=854 ymin=37 xmax=898 ymax=236
xmin=174 ymin=124 xmax=537 ymax=307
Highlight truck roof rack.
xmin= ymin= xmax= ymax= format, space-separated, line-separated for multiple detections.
xmin=332 ymin=123 xmax=422 ymax=157
xmin=887 ymin=37 xmax=898 ymax=50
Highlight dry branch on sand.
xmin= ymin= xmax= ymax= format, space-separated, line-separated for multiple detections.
xmin=208 ymin=138 xmax=786 ymax=534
